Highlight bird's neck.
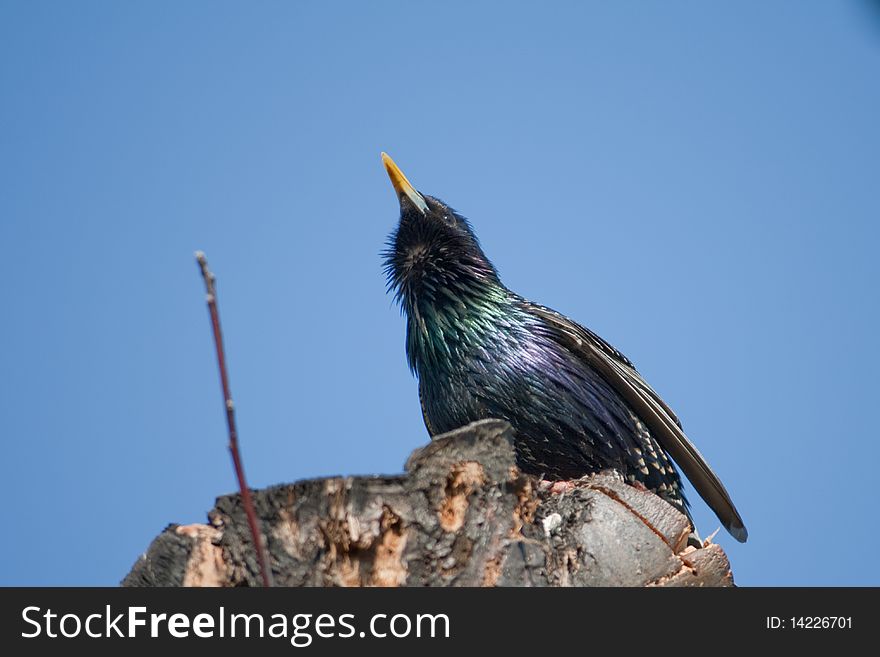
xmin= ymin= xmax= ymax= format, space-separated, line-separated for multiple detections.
xmin=403 ymin=279 xmax=515 ymax=376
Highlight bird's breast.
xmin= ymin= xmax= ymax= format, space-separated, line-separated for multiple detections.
xmin=416 ymin=327 xmax=550 ymax=435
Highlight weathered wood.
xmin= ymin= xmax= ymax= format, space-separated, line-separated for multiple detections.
xmin=122 ymin=420 xmax=734 ymax=587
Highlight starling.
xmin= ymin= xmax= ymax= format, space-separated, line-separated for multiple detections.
xmin=380 ymin=153 xmax=748 ymax=543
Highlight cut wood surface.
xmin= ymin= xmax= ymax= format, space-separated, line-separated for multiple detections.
xmin=123 ymin=420 xmax=733 ymax=587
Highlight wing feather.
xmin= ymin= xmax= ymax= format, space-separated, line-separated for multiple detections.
xmin=528 ymin=303 xmax=748 ymax=542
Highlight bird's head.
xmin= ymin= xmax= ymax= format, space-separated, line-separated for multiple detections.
xmin=381 ymin=153 xmax=501 ymax=311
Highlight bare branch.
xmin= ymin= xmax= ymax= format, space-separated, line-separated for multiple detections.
xmin=194 ymin=251 xmax=273 ymax=587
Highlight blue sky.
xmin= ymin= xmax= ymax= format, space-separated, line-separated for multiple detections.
xmin=1 ymin=1 xmax=878 ymax=586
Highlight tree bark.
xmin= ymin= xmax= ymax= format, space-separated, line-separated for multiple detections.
xmin=122 ymin=419 xmax=734 ymax=587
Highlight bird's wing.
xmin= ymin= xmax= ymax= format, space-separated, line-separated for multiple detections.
xmin=567 ymin=314 xmax=684 ymax=429
xmin=526 ymin=302 xmax=748 ymax=543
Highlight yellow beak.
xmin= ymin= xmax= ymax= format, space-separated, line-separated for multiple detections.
xmin=381 ymin=152 xmax=428 ymax=214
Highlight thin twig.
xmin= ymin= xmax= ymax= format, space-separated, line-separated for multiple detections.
xmin=195 ymin=251 xmax=274 ymax=587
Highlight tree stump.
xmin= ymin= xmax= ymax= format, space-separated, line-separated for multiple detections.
xmin=123 ymin=419 xmax=733 ymax=587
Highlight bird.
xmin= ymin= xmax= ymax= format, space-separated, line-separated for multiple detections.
xmin=380 ymin=152 xmax=747 ymax=543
